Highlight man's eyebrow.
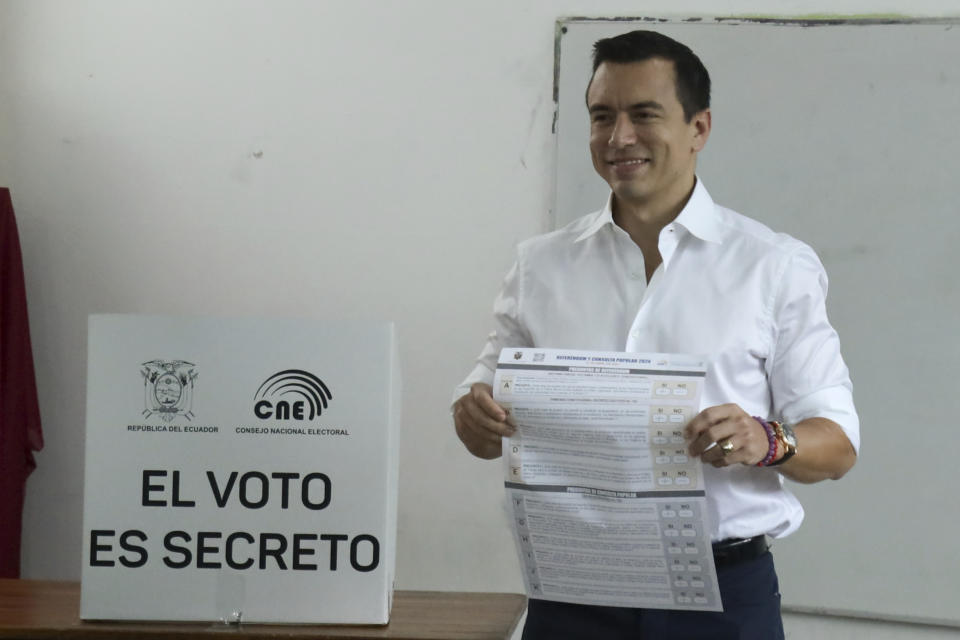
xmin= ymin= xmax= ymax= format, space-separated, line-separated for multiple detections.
xmin=588 ymin=100 xmax=665 ymax=114
xmin=587 ymin=104 xmax=612 ymax=114
xmin=630 ymin=101 xmax=665 ymax=111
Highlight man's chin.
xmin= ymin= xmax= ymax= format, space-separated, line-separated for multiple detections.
xmin=611 ymin=181 xmax=652 ymax=206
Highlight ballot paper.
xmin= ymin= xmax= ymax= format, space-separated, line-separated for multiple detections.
xmin=494 ymin=348 xmax=722 ymax=611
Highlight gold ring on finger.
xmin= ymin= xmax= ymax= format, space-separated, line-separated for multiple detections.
xmin=719 ymin=439 xmax=735 ymax=456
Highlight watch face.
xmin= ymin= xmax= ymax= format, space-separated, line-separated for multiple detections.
xmin=781 ymin=423 xmax=798 ymax=448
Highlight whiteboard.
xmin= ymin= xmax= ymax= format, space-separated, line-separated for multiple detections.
xmin=555 ymin=18 xmax=960 ymax=626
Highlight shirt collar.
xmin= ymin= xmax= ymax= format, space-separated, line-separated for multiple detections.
xmin=573 ymin=177 xmax=724 ymax=244
xmin=671 ymin=178 xmax=724 ymax=244
xmin=573 ymin=193 xmax=617 ymax=243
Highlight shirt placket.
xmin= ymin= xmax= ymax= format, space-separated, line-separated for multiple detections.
xmin=625 ymin=224 xmax=680 ymax=352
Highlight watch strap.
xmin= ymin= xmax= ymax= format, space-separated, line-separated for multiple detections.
xmin=767 ymin=420 xmax=797 ymax=466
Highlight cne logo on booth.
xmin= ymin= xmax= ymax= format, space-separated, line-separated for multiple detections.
xmin=253 ymin=369 xmax=332 ymax=421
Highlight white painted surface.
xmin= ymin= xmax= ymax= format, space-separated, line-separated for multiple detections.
xmin=2 ymin=1 xmax=957 ymax=637
xmin=556 ymin=19 xmax=960 ymax=625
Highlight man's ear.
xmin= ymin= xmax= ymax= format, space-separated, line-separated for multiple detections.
xmin=691 ymin=108 xmax=711 ymax=152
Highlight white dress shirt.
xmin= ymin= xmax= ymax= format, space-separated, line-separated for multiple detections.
xmin=456 ymin=179 xmax=859 ymax=541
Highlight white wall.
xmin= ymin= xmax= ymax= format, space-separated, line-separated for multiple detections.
xmin=2 ymin=1 xmax=957 ymax=638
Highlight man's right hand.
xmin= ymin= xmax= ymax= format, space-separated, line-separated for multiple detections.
xmin=453 ymin=382 xmax=515 ymax=459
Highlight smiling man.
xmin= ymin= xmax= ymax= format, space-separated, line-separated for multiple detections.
xmin=453 ymin=30 xmax=859 ymax=639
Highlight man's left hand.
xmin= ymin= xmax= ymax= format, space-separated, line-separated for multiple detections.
xmin=685 ymin=404 xmax=769 ymax=468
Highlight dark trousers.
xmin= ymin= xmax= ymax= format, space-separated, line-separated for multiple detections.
xmin=522 ymin=551 xmax=784 ymax=640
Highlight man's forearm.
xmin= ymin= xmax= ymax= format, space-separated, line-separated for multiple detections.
xmin=777 ymin=417 xmax=856 ymax=483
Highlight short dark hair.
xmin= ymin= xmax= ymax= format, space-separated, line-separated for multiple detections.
xmin=589 ymin=30 xmax=711 ymax=122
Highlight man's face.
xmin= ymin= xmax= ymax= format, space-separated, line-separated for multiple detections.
xmin=587 ymin=58 xmax=710 ymax=213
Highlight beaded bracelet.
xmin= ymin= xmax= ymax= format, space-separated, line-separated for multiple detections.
xmin=752 ymin=416 xmax=778 ymax=467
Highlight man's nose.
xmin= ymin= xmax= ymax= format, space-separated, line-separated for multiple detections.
xmin=608 ymin=113 xmax=637 ymax=147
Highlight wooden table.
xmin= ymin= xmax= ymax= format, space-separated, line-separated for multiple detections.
xmin=0 ymin=580 xmax=526 ymax=639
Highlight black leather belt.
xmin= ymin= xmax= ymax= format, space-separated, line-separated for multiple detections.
xmin=711 ymin=535 xmax=769 ymax=568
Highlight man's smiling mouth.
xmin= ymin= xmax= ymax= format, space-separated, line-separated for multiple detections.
xmin=609 ymin=158 xmax=650 ymax=166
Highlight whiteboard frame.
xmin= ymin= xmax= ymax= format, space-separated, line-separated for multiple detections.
xmin=553 ymin=16 xmax=960 ymax=628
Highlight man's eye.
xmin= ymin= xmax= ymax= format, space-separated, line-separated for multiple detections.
xmin=591 ymin=113 xmax=611 ymax=124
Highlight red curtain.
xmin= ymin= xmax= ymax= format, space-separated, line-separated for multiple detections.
xmin=0 ymin=188 xmax=43 ymax=578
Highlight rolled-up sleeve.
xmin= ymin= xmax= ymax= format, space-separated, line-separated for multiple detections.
xmin=765 ymin=246 xmax=860 ymax=453
xmin=452 ymin=258 xmax=533 ymax=405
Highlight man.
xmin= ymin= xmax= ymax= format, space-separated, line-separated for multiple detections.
xmin=453 ymin=30 xmax=859 ymax=639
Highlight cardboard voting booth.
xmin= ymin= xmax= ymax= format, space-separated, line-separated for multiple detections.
xmin=80 ymin=315 xmax=400 ymax=624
